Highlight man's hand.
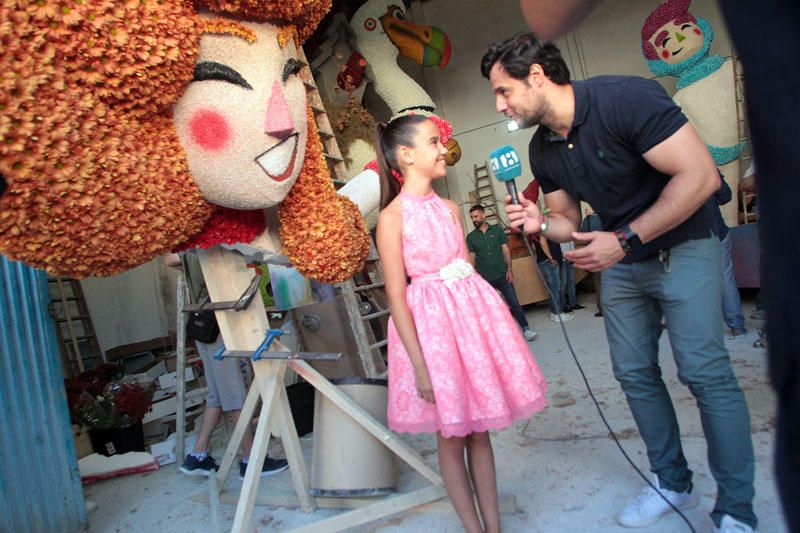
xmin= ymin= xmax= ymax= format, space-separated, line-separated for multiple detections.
xmin=506 ymin=269 xmax=514 ymax=282
xmin=505 ymin=192 xmax=543 ymax=234
xmin=564 ymin=231 xmax=625 ymax=271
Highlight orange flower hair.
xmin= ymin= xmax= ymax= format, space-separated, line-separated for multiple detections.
xmin=1 ymin=0 xmax=368 ymax=282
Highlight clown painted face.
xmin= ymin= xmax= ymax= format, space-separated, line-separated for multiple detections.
xmin=649 ymin=19 xmax=704 ymax=64
xmin=173 ymin=17 xmax=308 ymax=210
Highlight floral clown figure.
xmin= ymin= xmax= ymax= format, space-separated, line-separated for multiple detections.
xmin=0 ymin=0 xmax=370 ymax=283
xmin=641 ymin=0 xmax=742 ymax=224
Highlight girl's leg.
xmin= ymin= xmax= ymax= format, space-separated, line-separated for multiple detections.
xmin=437 ymin=433 xmax=483 ymax=533
xmin=467 ymin=432 xmax=500 ymax=533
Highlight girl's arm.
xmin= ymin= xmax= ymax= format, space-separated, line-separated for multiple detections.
xmin=376 ymin=204 xmax=434 ymax=403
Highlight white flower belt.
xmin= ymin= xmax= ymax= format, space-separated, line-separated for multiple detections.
xmin=413 ymin=258 xmax=475 ymax=287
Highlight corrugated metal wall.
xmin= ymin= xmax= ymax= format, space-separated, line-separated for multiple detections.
xmin=0 ymin=256 xmax=88 ymax=532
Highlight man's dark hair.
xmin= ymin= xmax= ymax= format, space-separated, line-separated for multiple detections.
xmin=469 ymin=204 xmax=485 ymax=213
xmin=480 ymin=32 xmax=570 ymax=85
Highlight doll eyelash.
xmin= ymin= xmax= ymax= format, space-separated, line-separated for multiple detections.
xmin=193 ymin=61 xmax=252 ymax=90
xmin=282 ymin=58 xmax=302 ymax=82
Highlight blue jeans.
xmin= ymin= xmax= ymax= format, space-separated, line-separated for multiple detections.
xmin=601 ymin=236 xmax=755 ymax=528
xmin=537 ymin=260 xmax=562 ymax=314
xmin=560 ymin=261 xmax=577 ymax=308
xmin=720 ymin=234 xmax=745 ymax=330
xmin=487 ymin=275 xmax=529 ymax=329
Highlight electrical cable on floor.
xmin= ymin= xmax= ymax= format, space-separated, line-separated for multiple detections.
xmin=518 ymin=230 xmax=697 ymax=533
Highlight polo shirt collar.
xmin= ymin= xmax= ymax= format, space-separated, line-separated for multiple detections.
xmin=545 ymin=80 xmax=588 ymax=142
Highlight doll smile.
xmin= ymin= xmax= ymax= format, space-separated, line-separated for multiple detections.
xmin=255 ymin=134 xmax=298 ymax=182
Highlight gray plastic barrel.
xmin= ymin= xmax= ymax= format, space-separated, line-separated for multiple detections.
xmin=310 ymin=378 xmax=397 ymax=497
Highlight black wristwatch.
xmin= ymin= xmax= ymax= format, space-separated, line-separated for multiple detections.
xmin=614 ymin=224 xmax=641 ymax=255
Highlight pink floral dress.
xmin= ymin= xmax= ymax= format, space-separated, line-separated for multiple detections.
xmin=387 ymin=190 xmax=548 ymax=438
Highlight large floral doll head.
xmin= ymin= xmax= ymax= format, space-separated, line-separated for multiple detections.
xmin=0 ymin=0 xmax=369 ymax=282
xmin=641 ymin=0 xmax=715 ymax=80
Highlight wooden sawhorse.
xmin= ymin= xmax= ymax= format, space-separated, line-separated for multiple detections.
xmin=197 ymin=247 xmax=446 ymax=533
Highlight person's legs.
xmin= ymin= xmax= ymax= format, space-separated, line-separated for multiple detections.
xmin=592 ymin=271 xmax=603 ymax=316
xmin=657 ymin=237 xmax=756 ymax=529
xmin=181 ymin=336 xmax=225 ymax=475
xmin=191 ymin=336 xmax=225 ymax=453
xmin=538 ymin=261 xmax=562 ymax=314
xmin=561 ymin=261 xmax=577 ymax=308
xmin=602 ymin=261 xmax=692 ymax=491
xmin=488 ymin=276 xmax=529 ymax=329
xmin=437 ymin=433 xmax=483 ymax=533
xmin=466 ymin=432 xmax=500 ymax=533
xmin=719 ymin=234 xmax=746 ymax=332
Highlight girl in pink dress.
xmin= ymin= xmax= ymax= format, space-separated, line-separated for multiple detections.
xmin=375 ymin=115 xmax=548 ymax=533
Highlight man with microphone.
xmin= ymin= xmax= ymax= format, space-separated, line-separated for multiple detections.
xmin=481 ymin=33 xmax=756 ymax=532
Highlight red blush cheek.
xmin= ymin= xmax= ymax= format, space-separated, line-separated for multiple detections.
xmin=662 ymin=49 xmax=670 ymax=59
xmin=189 ymin=109 xmax=230 ymax=152
xmin=694 ymin=29 xmax=701 ymax=35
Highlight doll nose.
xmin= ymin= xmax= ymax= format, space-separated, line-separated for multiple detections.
xmin=264 ymin=81 xmax=295 ymax=139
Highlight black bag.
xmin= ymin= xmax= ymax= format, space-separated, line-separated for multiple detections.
xmin=186 ymin=308 xmax=219 ymax=344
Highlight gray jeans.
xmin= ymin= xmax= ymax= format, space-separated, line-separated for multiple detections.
xmin=601 ymin=236 xmax=756 ymax=529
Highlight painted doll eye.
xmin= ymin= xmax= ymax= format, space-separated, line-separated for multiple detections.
xmin=282 ymin=58 xmax=303 ymax=83
xmin=192 ymin=61 xmax=252 ymax=90
xmin=364 ymin=18 xmax=377 ymax=31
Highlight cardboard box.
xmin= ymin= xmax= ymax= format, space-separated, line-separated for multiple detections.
xmin=157 ymin=367 xmax=195 ymax=390
xmin=72 ymin=424 xmax=93 ymax=459
xmin=148 ymin=431 xmax=199 ymax=466
xmin=127 ymin=359 xmax=167 ymax=386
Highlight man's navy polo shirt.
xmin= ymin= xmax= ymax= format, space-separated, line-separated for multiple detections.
xmin=529 ymin=76 xmax=712 ymax=263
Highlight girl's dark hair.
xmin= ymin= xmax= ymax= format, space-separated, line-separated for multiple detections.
xmin=374 ymin=114 xmax=429 ymax=210
xmin=480 ymin=32 xmax=570 ymax=85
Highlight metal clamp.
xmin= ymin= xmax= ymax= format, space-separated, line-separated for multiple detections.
xmin=252 ymin=329 xmax=286 ymax=361
xmin=183 ymin=272 xmax=263 ymax=313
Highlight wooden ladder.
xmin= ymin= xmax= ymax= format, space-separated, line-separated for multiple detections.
xmin=473 ymin=161 xmax=501 ymax=225
xmin=46 ymin=277 xmax=104 ymax=377
xmin=733 ymin=54 xmax=756 ymax=224
xmin=300 ymin=46 xmax=388 ymax=378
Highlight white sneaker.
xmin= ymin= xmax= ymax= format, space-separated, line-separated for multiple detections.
xmin=560 ymin=312 xmax=574 ymax=321
xmin=616 ymin=475 xmax=699 ymax=528
xmin=715 ymin=515 xmax=756 ymax=533
xmin=523 ymin=328 xmax=538 ymax=341
xmin=549 ymin=312 xmax=575 ymax=322
xmin=549 ymin=313 xmax=561 ymax=322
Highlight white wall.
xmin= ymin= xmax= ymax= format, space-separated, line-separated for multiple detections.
xmin=81 ymin=258 xmax=178 ymax=355
xmin=412 ymin=0 xmax=734 ymax=225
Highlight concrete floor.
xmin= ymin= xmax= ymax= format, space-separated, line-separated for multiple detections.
xmin=84 ymin=293 xmax=786 ymax=533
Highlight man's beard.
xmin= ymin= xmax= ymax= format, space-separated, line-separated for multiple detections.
xmin=514 ymin=94 xmax=550 ymax=129
xmin=472 ymin=219 xmax=482 ymax=228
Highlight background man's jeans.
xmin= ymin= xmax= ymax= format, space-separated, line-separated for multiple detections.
xmin=720 ymin=233 xmax=745 ymax=330
xmin=487 ymin=275 xmax=529 ymax=329
xmin=560 ymin=261 xmax=577 ymax=308
xmin=537 ymin=260 xmax=562 ymax=314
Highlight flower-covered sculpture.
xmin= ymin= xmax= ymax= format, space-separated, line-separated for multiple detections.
xmin=0 ymin=0 xmax=370 ymax=282
xmin=641 ymin=0 xmax=742 ymax=223
xmin=333 ymin=0 xmax=458 ymax=218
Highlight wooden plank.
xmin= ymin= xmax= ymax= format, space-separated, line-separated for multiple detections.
xmin=289 ymin=486 xmax=447 ymax=533
xmin=273 ymin=385 xmax=315 ymax=512
xmin=197 ymin=246 xmax=280 ymax=533
xmin=208 ymin=466 xmax=223 ymax=533
xmin=231 ymin=362 xmax=284 ymax=533
xmin=193 ymin=489 xmax=517 ymax=515
xmin=175 ymin=273 xmax=188 ymax=470
xmin=216 ymin=378 xmax=261 ymax=488
xmin=290 ymin=361 xmax=442 ymax=485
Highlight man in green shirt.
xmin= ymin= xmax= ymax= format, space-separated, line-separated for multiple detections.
xmin=467 ymin=205 xmax=537 ymax=341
